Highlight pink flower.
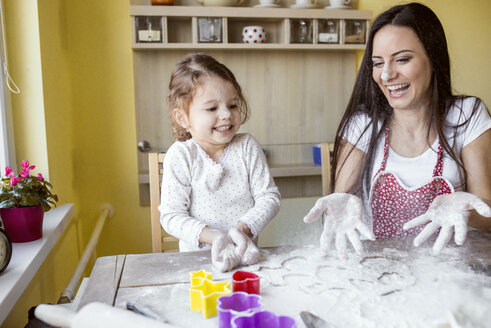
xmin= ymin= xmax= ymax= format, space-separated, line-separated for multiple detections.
xmin=10 ymin=176 xmax=21 ymax=186
xmin=21 ymin=160 xmax=35 ymax=171
xmin=20 ymin=169 xmax=29 ymax=178
xmin=5 ymin=166 xmax=14 ymax=177
xmin=37 ymin=173 xmax=44 ymax=181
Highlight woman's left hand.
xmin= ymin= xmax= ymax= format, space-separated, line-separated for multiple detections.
xmin=403 ymin=191 xmax=491 ymax=254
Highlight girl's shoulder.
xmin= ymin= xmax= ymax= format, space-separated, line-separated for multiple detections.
xmin=165 ymin=139 xmax=198 ymax=162
xmin=230 ymin=133 xmax=262 ymax=151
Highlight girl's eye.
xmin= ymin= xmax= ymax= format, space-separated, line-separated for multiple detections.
xmin=229 ymin=104 xmax=238 ymax=110
xmin=206 ymin=107 xmax=217 ymax=112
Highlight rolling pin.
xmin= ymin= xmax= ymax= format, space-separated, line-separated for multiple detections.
xmin=35 ymin=302 xmax=173 ymax=328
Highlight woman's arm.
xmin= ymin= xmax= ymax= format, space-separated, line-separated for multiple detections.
xmin=333 ymin=139 xmax=366 ymax=193
xmin=462 ymin=129 xmax=491 ymax=231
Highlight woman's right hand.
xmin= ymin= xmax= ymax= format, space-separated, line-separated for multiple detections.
xmin=303 ymin=193 xmax=375 ymax=258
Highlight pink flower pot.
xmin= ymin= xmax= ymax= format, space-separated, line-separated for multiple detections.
xmin=0 ymin=205 xmax=44 ymax=243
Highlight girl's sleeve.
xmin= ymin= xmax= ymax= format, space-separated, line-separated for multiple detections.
xmin=158 ymin=144 xmax=206 ymax=248
xmin=238 ymin=135 xmax=281 ymax=239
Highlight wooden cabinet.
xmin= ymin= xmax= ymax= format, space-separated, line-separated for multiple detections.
xmin=130 ymin=4 xmax=372 ymax=202
xmin=130 ymin=6 xmax=371 ymax=49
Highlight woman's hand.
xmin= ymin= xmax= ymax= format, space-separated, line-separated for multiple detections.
xmin=403 ymin=191 xmax=491 ymax=254
xmin=304 ymin=193 xmax=375 ymax=258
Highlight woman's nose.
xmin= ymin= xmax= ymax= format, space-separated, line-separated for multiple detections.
xmin=381 ymin=63 xmax=394 ymax=82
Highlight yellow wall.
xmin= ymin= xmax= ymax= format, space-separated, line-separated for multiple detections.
xmin=2 ymin=0 xmax=490 ymax=326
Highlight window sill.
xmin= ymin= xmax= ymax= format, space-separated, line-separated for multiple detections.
xmin=0 ymin=203 xmax=75 ymax=325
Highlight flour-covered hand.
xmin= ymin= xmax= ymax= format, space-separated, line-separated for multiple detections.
xmin=403 ymin=192 xmax=491 ymax=254
xmin=228 ymin=227 xmax=260 ymax=265
xmin=211 ymin=233 xmax=241 ymax=272
xmin=303 ymin=193 xmax=375 ymax=258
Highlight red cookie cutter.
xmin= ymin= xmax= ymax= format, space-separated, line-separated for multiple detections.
xmin=232 ymin=271 xmax=260 ymax=295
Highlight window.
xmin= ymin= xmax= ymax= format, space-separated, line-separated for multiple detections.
xmin=0 ymin=0 xmax=17 ymax=171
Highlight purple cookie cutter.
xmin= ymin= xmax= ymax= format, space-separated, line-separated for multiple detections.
xmin=231 ymin=310 xmax=296 ymax=328
xmin=217 ymin=291 xmax=263 ymax=328
xmin=232 ymin=271 xmax=260 ymax=294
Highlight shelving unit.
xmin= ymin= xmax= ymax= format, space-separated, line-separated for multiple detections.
xmin=130 ymin=5 xmax=371 ymax=50
xmin=130 ymin=3 xmax=372 ymax=200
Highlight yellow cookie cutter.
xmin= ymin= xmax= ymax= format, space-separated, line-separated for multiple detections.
xmin=189 ymin=270 xmax=231 ymax=318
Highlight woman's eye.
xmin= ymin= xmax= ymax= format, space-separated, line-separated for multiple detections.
xmin=372 ymin=61 xmax=384 ymax=68
xmin=396 ymin=57 xmax=411 ymax=63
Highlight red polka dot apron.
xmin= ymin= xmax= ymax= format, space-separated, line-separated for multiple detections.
xmin=369 ymin=127 xmax=454 ymax=238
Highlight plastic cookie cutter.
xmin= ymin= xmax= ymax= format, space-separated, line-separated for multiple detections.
xmin=232 ymin=271 xmax=260 ymax=294
xmin=189 ymin=269 xmax=213 ymax=286
xmin=189 ymin=277 xmax=231 ymax=318
xmin=231 ymin=310 xmax=296 ymax=328
xmin=217 ymin=291 xmax=263 ymax=328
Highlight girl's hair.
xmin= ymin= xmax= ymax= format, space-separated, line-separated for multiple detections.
xmin=331 ymin=2 xmax=480 ymax=194
xmin=168 ymin=53 xmax=250 ymax=141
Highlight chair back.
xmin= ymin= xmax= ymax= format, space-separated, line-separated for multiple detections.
xmin=320 ymin=143 xmax=335 ymax=196
xmin=148 ymin=152 xmax=179 ymax=252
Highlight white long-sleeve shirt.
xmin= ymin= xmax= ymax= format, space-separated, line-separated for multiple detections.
xmin=158 ymin=133 xmax=281 ymax=252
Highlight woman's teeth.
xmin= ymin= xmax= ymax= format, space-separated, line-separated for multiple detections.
xmin=215 ymin=125 xmax=231 ymax=132
xmin=386 ymin=83 xmax=410 ymax=95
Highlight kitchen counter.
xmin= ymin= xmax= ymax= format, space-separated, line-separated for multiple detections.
xmin=78 ymin=230 xmax=491 ymax=327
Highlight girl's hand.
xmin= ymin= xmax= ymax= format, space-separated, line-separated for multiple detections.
xmin=211 ymin=233 xmax=241 ymax=272
xmin=303 ymin=193 xmax=375 ymax=258
xmin=228 ymin=226 xmax=260 ymax=265
xmin=404 ymin=191 xmax=491 ymax=254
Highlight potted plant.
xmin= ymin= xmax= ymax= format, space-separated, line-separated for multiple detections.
xmin=0 ymin=161 xmax=58 ymax=242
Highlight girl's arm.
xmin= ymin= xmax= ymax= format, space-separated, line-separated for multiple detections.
xmin=462 ymin=129 xmax=491 ymax=231
xmin=333 ymin=139 xmax=365 ymax=193
xmin=158 ymin=144 xmax=207 ymax=247
xmin=237 ymin=135 xmax=280 ymax=238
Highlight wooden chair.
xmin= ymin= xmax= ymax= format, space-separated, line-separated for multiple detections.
xmin=148 ymin=152 xmax=179 ymax=253
xmin=320 ymin=143 xmax=335 ymax=196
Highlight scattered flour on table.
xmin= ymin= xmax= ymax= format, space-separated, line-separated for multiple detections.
xmin=115 ymin=245 xmax=491 ymax=328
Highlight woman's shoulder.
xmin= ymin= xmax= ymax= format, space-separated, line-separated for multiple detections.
xmin=446 ymin=96 xmax=489 ymax=124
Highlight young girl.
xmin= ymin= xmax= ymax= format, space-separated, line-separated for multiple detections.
xmin=158 ymin=53 xmax=281 ymax=272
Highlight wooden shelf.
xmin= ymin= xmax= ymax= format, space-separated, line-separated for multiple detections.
xmin=130 ymin=5 xmax=371 ymax=49
xmin=138 ymin=164 xmax=321 ymax=184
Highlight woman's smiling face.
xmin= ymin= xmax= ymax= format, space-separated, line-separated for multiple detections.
xmin=372 ymin=25 xmax=433 ymax=113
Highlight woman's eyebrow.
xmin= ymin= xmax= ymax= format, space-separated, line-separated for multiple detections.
xmin=372 ymin=49 xmax=416 ymax=59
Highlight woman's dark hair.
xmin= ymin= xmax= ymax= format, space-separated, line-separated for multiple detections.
xmin=331 ymin=2 xmax=478 ymax=194
xmin=168 ymin=53 xmax=249 ymax=141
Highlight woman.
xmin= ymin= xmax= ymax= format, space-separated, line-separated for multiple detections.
xmin=304 ymin=3 xmax=491 ymax=257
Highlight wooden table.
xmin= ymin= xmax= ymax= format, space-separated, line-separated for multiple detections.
xmin=78 ymin=231 xmax=491 ymax=327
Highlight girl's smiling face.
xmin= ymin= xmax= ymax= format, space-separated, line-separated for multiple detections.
xmin=372 ymin=25 xmax=433 ymax=113
xmin=175 ymin=75 xmax=241 ymax=158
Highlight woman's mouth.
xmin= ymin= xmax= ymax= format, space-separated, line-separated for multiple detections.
xmin=386 ymin=83 xmax=410 ymax=96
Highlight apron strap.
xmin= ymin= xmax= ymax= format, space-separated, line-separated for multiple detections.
xmin=376 ymin=126 xmax=391 ymax=176
xmin=432 ymin=142 xmax=444 ymax=177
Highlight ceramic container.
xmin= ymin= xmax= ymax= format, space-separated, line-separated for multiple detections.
xmin=242 ymin=26 xmax=266 ymax=44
